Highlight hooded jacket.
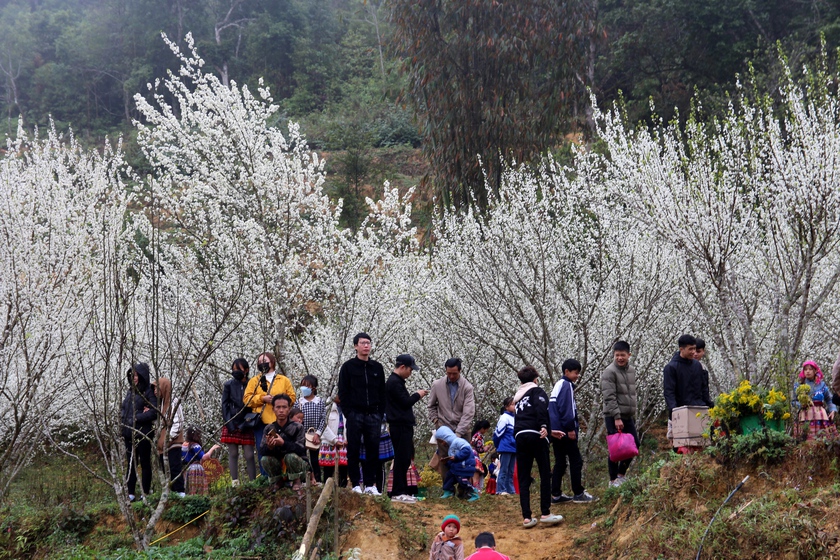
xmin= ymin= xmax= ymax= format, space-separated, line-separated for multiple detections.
xmin=492 ymin=410 xmax=516 ymax=453
xmin=549 ymin=377 xmax=578 ymax=434
xmin=427 ymin=375 xmax=476 ymax=438
xmin=120 ymin=362 xmax=158 ymax=439
xmin=513 ymin=382 xmax=549 ymax=438
xmin=222 ymin=373 xmax=250 ymax=428
xmin=434 ymin=426 xmax=476 ymax=478
xmin=663 ymin=352 xmax=714 ymax=415
xmin=337 ymin=356 xmax=386 ymax=415
xmin=601 ymin=361 xmax=637 ymax=419
xmin=152 ymin=377 xmax=184 ymax=454
xmin=385 ymin=372 xmax=422 ymax=426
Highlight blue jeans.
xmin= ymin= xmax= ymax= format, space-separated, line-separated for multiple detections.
xmin=497 ymin=452 xmax=516 ymax=494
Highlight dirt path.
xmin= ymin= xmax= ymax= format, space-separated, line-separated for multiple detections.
xmin=341 ymin=492 xmax=599 ymax=560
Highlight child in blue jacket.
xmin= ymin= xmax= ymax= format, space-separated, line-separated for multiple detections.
xmin=434 ymin=426 xmax=479 ymax=501
xmin=549 ymin=359 xmax=597 ymax=504
xmin=492 ymin=397 xmax=516 ymax=495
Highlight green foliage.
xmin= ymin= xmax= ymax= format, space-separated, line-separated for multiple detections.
xmin=161 ymin=496 xmax=211 ymax=525
xmin=707 ymin=429 xmax=796 ymax=464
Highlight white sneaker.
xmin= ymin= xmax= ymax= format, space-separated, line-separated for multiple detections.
xmin=231 ymin=479 xmax=240 ymax=488
xmin=616 ymin=475 xmax=628 ymax=486
xmin=128 ymin=494 xmax=136 ymax=502
xmin=391 ymin=494 xmax=417 ymax=503
xmin=609 ymin=479 xmax=620 ymax=488
xmin=364 ymin=486 xmax=382 ymax=496
xmin=351 ymin=485 xmax=364 ymax=494
xmin=175 ymin=492 xmax=186 ymax=498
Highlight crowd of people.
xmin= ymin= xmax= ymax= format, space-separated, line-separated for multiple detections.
xmin=118 ymin=331 xmax=840 ymax=541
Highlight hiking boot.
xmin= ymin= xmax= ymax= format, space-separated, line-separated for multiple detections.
xmin=551 ymin=494 xmax=573 ymax=504
xmin=572 ymin=491 xmax=598 ymax=504
xmin=364 ymin=486 xmax=382 ymax=496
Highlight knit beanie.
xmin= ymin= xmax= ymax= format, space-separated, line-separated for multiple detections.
xmin=441 ymin=514 xmax=460 ymax=532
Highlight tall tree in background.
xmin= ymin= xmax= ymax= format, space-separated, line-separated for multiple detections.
xmin=392 ymin=0 xmax=592 ymax=210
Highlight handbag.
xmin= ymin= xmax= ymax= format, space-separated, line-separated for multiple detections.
xmin=241 ymin=411 xmax=261 ymax=430
xmin=305 ymin=427 xmax=320 ymax=450
xmin=606 ymin=429 xmax=639 ymax=463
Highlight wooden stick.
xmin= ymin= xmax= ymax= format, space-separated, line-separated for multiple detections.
xmin=294 ymin=477 xmax=336 ymax=560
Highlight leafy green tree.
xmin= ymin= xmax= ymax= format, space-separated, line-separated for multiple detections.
xmin=392 ymin=0 xmax=593 ymax=210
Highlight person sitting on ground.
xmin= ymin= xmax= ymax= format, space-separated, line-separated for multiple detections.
xmin=465 ymin=532 xmax=511 ymax=560
xmin=549 ymin=358 xmax=597 ymax=504
xmin=492 ymin=397 xmax=516 ymax=496
xmin=430 ymin=514 xmax=464 ymax=560
xmin=434 ymin=426 xmax=479 ymax=501
xmin=514 ymin=365 xmax=563 ymax=528
xmin=181 ymin=426 xmax=220 ymax=495
xmin=260 ymin=394 xmax=308 ymax=489
xmin=470 ymin=419 xmax=491 ymax=492
xmin=795 ymin=360 xmax=837 ymax=441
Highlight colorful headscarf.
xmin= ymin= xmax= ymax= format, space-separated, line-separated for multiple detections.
xmin=799 ymin=360 xmax=824 ymax=383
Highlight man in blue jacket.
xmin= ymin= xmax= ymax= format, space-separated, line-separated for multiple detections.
xmin=549 ymin=359 xmax=597 ymax=504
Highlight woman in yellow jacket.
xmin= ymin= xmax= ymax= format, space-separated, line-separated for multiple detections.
xmin=244 ymin=352 xmax=296 ymax=475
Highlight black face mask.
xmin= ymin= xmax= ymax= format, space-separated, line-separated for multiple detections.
xmin=257 ymin=362 xmax=270 ymax=374
xmin=231 ymin=369 xmax=246 ymax=381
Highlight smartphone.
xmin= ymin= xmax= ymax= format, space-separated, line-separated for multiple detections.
xmin=267 ymin=428 xmax=277 ymax=437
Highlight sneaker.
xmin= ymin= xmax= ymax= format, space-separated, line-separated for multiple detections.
xmin=616 ymin=474 xmax=627 ymax=485
xmin=608 ymin=479 xmax=621 ymax=488
xmin=231 ymin=479 xmax=240 ymax=488
xmin=352 ymin=485 xmax=364 ymax=494
xmin=572 ymin=491 xmax=598 ymax=504
xmin=175 ymin=492 xmax=186 ymax=498
xmin=128 ymin=494 xmax=136 ymax=502
xmin=551 ymin=494 xmax=573 ymax=504
xmin=497 ymin=491 xmax=510 ymax=496
xmin=391 ymin=494 xmax=417 ymax=504
xmin=441 ymin=490 xmax=455 ymax=499
xmin=364 ymin=486 xmax=382 ymax=496
xmin=539 ymin=514 xmax=564 ymax=525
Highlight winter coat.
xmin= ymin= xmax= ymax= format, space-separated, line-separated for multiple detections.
xmin=435 ymin=426 xmax=476 ymax=478
xmin=601 ymin=361 xmax=637 ymax=419
xmin=337 ymin=357 xmax=386 ymax=415
xmin=260 ymin=419 xmax=307 ymax=460
xmin=492 ymin=411 xmax=516 ymax=453
xmin=243 ymin=372 xmax=296 ymax=425
xmin=222 ymin=375 xmax=250 ymax=429
xmin=427 ymin=376 xmax=476 ymax=438
xmin=663 ymin=352 xmax=713 ymax=415
xmin=386 ymin=372 xmax=422 ymax=426
xmin=513 ymin=382 xmax=549 ymax=438
xmin=429 ymin=532 xmax=464 ymax=560
xmin=120 ymin=362 xmax=158 ymax=439
xmin=549 ymin=377 xmax=578 ymax=434
xmin=152 ymin=377 xmax=184 ymax=454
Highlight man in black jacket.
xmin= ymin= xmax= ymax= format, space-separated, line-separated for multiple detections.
xmin=663 ymin=334 xmax=714 ymax=418
xmin=337 ymin=332 xmax=387 ymax=495
xmin=386 ymin=354 xmax=428 ymax=503
xmin=120 ymin=362 xmax=158 ymax=501
xmin=260 ymin=394 xmax=307 ymax=488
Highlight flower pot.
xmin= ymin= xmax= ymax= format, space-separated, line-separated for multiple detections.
xmin=765 ymin=418 xmax=784 ymax=432
xmin=739 ymin=414 xmax=763 ymax=434
xmin=417 ymin=487 xmax=427 ymax=498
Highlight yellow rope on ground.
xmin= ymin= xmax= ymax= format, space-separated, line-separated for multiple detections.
xmin=149 ymin=509 xmax=210 ymax=546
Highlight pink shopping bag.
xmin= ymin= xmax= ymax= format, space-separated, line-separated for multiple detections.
xmin=606 ymin=430 xmax=639 ymax=463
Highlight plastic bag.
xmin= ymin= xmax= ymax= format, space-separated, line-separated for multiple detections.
xmin=606 ymin=430 xmax=639 ymax=463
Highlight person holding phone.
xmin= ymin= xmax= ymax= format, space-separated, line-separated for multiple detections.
xmin=386 ymin=354 xmax=428 ymax=503
xmin=244 ymin=352 xmax=296 ymax=475
xmin=260 ymin=394 xmax=307 ymax=488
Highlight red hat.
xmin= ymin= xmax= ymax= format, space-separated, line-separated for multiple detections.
xmin=441 ymin=514 xmax=460 ymax=532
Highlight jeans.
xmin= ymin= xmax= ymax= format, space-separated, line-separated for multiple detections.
xmin=604 ymin=416 xmax=639 ymax=480
xmin=124 ymin=434 xmax=153 ymax=495
xmin=551 ymin=437 xmax=584 ymax=496
xmin=497 ymin=452 xmax=516 ymax=494
xmin=389 ymin=423 xmax=414 ymax=497
xmin=345 ymin=410 xmax=383 ymax=487
xmin=515 ymin=432 xmax=552 ymax=519
xmin=158 ymin=447 xmax=185 ymax=494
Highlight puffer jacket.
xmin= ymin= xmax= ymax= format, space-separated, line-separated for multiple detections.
xmin=120 ymin=362 xmax=158 ymax=439
xmin=435 ymin=426 xmax=476 ymax=478
xmin=601 ymin=361 xmax=637 ymax=419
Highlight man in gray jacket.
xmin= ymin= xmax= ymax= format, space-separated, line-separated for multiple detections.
xmin=601 ymin=340 xmax=638 ymax=487
xmin=428 ymin=358 xmax=476 ymax=439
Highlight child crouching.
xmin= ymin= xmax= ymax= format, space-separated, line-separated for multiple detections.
xmin=434 ymin=426 xmax=479 ymax=501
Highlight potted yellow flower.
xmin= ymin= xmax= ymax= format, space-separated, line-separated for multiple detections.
xmin=761 ymin=388 xmax=791 ymax=432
